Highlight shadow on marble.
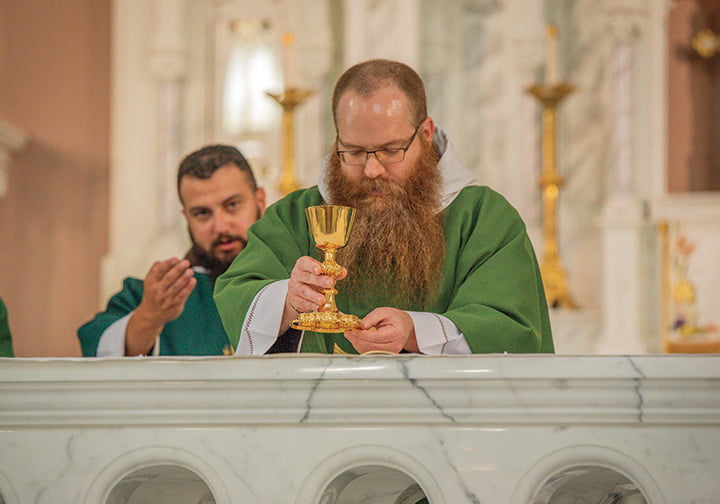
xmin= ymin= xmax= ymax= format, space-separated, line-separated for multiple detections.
xmin=533 ymin=465 xmax=645 ymax=504
xmin=106 ymin=465 xmax=215 ymax=504
xmin=102 ymin=463 xmax=430 ymax=504
xmin=319 ymin=464 xmax=427 ymax=504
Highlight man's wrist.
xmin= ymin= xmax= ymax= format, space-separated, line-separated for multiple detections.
xmin=403 ymin=331 xmax=420 ymax=353
xmin=132 ymin=304 xmax=167 ymax=333
xmin=126 ymin=308 xmax=165 ymax=355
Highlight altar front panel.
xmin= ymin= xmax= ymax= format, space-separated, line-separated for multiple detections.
xmin=0 ymin=355 xmax=718 ymax=503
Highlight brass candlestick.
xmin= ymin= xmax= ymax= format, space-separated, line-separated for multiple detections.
xmin=291 ymin=205 xmax=363 ymax=333
xmin=692 ymin=28 xmax=720 ymax=58
xmin=266 ymin=87 xmax=314 ymax=195
xmin=659 ymin=221 xmax=671 ymax=352
xmin=526 ymin=82 xmax=578 ymax=309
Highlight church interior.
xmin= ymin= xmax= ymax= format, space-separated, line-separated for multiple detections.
xmin=0 ymin=1 xmax=719 ymax=503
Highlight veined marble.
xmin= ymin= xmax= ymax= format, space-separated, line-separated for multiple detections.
xmin=1 ymin=355 xmax=718 ymax=503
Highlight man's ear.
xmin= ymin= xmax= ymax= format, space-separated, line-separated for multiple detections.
xmin=421 ymin=117 xmax=435 ymax=142
xmin=255 ymin=187 xmax=267 ymax=216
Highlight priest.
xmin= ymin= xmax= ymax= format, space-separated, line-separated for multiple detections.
xmin=215 ymin=59 xmax=553 ymax=355
xmin=78 ymin=145 xmax=266 ymax=356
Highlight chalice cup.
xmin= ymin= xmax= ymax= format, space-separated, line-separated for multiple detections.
xmin=291 ymin=205 xmax=362 ymax=333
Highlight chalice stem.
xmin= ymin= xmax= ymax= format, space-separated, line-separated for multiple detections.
xmin=320 ymin=249 xmax=344 ymax=279
xmin=321 ymin=249 xmax=338 ymax=271
xmin=319 ymin=249 xmax=342 ymax=313
xmin=320 ymin=288 xmax=339 ymax=313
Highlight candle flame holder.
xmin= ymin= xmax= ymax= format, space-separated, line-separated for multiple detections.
xmin=266 ymin=87 xmax=314 ymax=195
xmin=526 ymin=82 xmax=578 ymax=309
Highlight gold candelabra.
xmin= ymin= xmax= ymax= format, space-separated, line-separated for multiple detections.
xmin=266 ymin=87 xmax=314 ymax=195
xmin=526 ymin=82 xmax=578 ymax=309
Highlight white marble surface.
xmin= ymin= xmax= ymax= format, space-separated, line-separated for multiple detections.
xmin=0 ymin=355 xmax=718 ymax=503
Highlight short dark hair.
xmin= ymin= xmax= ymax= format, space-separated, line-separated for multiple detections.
xmin=177 ymin=144 xmax=257 ymax=201
xmin=331 ymin=59 xmax=428 ymax=129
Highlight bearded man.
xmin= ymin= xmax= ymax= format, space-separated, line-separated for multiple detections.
xmin=78 ymin=145 xmax=266 ymax=356
xmin=215 ymin=59 xmax=553 ymax=355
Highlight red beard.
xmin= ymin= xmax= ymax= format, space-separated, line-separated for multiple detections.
xmin=325 ymin=136 xmax=445 ymax=309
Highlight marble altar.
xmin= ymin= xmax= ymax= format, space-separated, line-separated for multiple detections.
xmin=0 ymin=355 xmax=718 ymax=503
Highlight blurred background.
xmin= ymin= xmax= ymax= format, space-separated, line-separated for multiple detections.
xmin=0 ymin=0 xmax=718 ymax=356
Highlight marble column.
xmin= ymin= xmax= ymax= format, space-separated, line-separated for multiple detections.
xmin=102 ymin=0 xmax=190 ymax=302
xmin=149 ymin=0 xmax=187 ymax=233
xmin=284 ymin=0 xmax=333 ymax=189
xmin=342 ymin=0 xmax=420 ymax=67
xmin=507 ymin=0 xmax=544 ymax=243
xmin=596 ymin=4 xmax=647 ymax=354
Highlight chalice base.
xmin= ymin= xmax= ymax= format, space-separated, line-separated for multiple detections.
xmin=291 ymin=311 xmax=362 ymax=333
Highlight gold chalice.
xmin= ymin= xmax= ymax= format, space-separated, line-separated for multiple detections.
xmin=291 ymin=205 xmax=362 ymax=333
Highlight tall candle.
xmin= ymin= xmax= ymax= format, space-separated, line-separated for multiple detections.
xmin=546 ymin=24 xmax=558 ymax=84
xmin=281 ymin=30 xmax=295 ymax=88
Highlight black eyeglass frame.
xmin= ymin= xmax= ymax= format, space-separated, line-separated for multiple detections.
xmin=335 ymin=119 xmax=426 ymax=166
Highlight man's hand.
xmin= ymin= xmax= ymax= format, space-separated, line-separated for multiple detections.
xmin=126 ymin=258 xmax=196 ymax=355
xmin=279 ymin=256 xmax=347 ymax=333
xmin=138 ymin=258 xmax=196 ymax=323
xmin=344 ymin=307 xmax=419 ymax=354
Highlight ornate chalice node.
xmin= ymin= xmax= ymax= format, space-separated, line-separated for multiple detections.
xmin=291 ymin=205 xmax=362 ymax=333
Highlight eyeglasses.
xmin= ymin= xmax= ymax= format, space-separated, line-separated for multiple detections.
xmin=336 ymin=121 xmax=424 ymax=166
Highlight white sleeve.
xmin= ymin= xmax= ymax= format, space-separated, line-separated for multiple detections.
xmin=406 ymin=311 xmax=471 ymax=355
xmin=96 ymin=313 xmax=131 ymax=357
xmin=235 ymin=280 xmax=290 ymax=355
xmin=232 ymin=284 xmax=471 ymax=355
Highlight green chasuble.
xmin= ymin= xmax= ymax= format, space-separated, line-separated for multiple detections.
xmin=0 ymin=297 xmax=13 ymax=357
xmin=215 ymin=185 xmax=553 ymax=355
xmin=78 ymin=271 xmax=230 ymax=356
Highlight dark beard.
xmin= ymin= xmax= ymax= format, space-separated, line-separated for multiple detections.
xmin=184 ymin=206 xmax=259 ymax=279
xmin=185 ymin=235 xmax=247 ymax=280
xmin=325 ymin=136 xmax=445 ymax=309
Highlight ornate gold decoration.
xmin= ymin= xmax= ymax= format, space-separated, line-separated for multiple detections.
xmin=266 ymin=87 xmax=314 ymax=195
xmin=291 ymin=205 xmax=362 ymax=333
xmin=660 ymin=221 xmax=720 ymax=353
xmin=659 ymin=221 xmax=671 ymax=352
xmin=526 ymin=82 xmax=578 ymax=309
xmin=691 ymin=28 xmax=720 ymax=58
xmin=690 ymin=0 xmax=720 ymax=58
xmin=228 ymin=18 xmax=272 ymax=44
xmin=333 ymin=343 xmax=350 ymax=354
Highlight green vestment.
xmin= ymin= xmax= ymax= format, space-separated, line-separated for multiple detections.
xmin=78 ymin=271 xmax=230 ymax=356
xmin=0 ymin=297 xmax=13 ymax=357
xmin=215 ymin=185 xmax=553 ymax=355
